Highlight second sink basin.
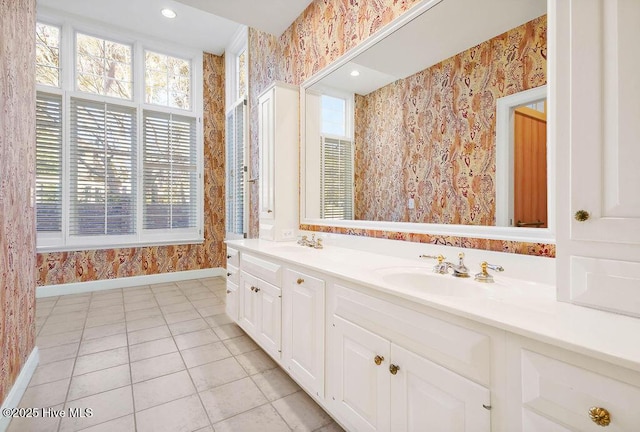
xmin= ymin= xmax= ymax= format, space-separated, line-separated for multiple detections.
xmin=373 ymin=266 xmax=492 ymax=298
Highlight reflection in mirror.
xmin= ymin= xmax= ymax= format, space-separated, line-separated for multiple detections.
xmin=303 ymin=0 xmax=548 ymax=231
xmin=496 ymin=86 xmax=547 ymax=229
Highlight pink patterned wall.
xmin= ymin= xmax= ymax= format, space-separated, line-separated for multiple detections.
xmin=247 ymin=2 xmax=553 ymax=256
xmin=36 ymin=53 xmax=226 ymax=286
xmin=354 ymin=16 xmax=547 ymax=225
xmin=1 ymin=0 xmax=37 ymax=404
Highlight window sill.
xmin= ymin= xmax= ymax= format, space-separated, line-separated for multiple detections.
xmin=36 ymin=237 xmax=205 ymax=254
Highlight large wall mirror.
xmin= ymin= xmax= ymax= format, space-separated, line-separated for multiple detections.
xmin=300 ymin=0 xmax=553 ymax=243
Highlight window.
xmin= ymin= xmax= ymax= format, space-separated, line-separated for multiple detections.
xmin=319 ymin=93 xmax=354 ymax=219
xmin=321 ymin=95 xmax=347 ymax=137
xmin=224 ymin=27 xmax=248 ymax=239
xmin=145 ymin=51 xmax=191 ymax=109
xmin=76 ymin=33 xmax=132 ymax=100
xmin=321 ymin=137 xmax=354 ymax=220
xmin=36 ymin=23 xmax=60 ymax=87
xmin=35 ymin=19 xmax=202 ymax=251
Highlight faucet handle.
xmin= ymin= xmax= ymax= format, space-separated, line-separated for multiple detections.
xmin=419 ymin=254 xmax=446 ymax=263
xmin=314 ymin=238 xmax=323 ymax=249
xmin=458 ymin=252 xmax=465 ymax=264
xmin=474 ymin=261 xmax=504 ymax=283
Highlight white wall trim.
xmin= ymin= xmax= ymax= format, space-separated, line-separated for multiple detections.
xmin=0 ymin=347 xmax=39 ymax=432
xmin=36 ymin=267 xmax=226 ymax=298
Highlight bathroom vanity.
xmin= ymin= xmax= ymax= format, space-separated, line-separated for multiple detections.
xmin=225 ymin=239 xmax=640 ymax=432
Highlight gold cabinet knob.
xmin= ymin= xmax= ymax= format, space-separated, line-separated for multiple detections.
xmin=575 ymin=210 xmax=590 ymax=222
xmin=267 ymin=209 xmax=273 ymax=213
xmin=589 ymin=407 xmax=611 ymax=426
xmin=296 ymin=278 xmax=304 ymax=285
xmin=389 ymin=364 xmax=400 ymax=375
xmin=374 ymin=355 xmax=384 ymax=366
xmin=226 ymin=290 xmax=231 ymax=294
xmin=227 ymin=272 xmax=232 ymax=277
xmin=227 ymin=254 xmax=231 ymax=259
xmin=250 ymin=286 xmax=258 ymax=292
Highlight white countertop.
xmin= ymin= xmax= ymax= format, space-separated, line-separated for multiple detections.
xmin=226 ymin=239 xmax=640 ymax=372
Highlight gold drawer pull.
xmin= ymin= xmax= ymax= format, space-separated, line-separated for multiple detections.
xmin=250 ymin=286 xmax=258 ymax=292
xmin=575 ymin=210 xmax=590 ymax=222
xmin=227 ymin=254 xmax=231 ymax=259
xmin=389 ymin=364 xmax=400 ymax=375
xmin=374 ymin=355 xmax=384 ymax=366
xmin=227 ymin=272 xmax=232 ymax=277
xmin=226 ymin=290 xmax=231 ymax=294
xmin=296 ymin=278 xmax=304 ymax=285
xmin=267 ymin=209 xmax=273 ymax=213
xmin=589 ymin=407 xmax=611 ymax=427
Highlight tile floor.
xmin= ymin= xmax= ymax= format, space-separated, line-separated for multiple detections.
xmin=10 ymin=277 xmax=344 ymax=432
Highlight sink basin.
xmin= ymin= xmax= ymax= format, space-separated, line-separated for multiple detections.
xmin=373 ymin=266 xmax=491 ymax=298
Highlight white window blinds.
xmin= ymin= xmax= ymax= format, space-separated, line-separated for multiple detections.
xmin=143 ymin=111 xmax=197 ymax=231
xmin=225 ymin=99 xmax=246 ymax=237
xmin=321 ymin=136 xmax=354 ymax=220
xmin=36 ymin=91 xmax=63 ymax=232
xmin=69 ymin=97 xmax=137 ymax=237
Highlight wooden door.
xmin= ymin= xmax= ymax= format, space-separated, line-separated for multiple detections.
xmin=390 ymin=344 xmax=491 ymax=432
xmin=514 ymin=106 xmax=547 ymax=228
xmin=329 ymin=315 xmax=390 ymax=432
xmin=238 ymin=271 xmax=258 ymax=337
xmin=282 ymin=269 xmax=325 ymax=397
xmin=257 ymin=279 xmax=281 ymax=360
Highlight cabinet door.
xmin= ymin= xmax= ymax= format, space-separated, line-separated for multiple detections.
xmin=257 ymin=279 xmax=281 ymax=360
xmin=258 ymin=88 xmax=275 ymax=221
xmin=238 ymin=271 xmax=259 ymax=336
xmin=329 ymin=315 xmax=390 ymax=432
xmin=566 ymin=0 xmax=640 ymax=245
xmin=390 ymin=344 xmax=491 ymax=432
xmin=282 ymin=270 xmax=325 ymax=397
xmin=225 ymin=281 xmax=238 ymax=321
xmin=556 ymin=0 xmax=640 ymax=312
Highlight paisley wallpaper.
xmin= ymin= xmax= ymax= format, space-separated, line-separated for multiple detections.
xmin=248 ymin=1 xmax=552 ymax=256
xmin=1 ymin=0 xmax=37 ymax=404
xmin=36 ymin=53 xmax=226 ymax=286
xmin=354 ymin=16 xmax=547 ymax=225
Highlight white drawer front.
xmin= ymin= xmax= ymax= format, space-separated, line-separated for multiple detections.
xmin=241 ymin=253 xmax=282 ymax=286
xmin=226 ymin=263 xmax=239 ymax=286
xmin=332 ymin=284 xmax=491 ymax=386
xmin=570 ymin=256 xmax=640 ymax=317
xmin=521 ymin=349 xmax=640 ymax=431
xmin=226 ymin=247 xmax=239 ymax=267
xmin=225 ymin=281 xmax=238 ymax=321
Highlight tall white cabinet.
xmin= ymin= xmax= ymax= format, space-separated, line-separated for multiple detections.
xmin=258 ymin=82 xmax=299 ymax=241
xmin=555 ymin=0 xmax=640 ymax=316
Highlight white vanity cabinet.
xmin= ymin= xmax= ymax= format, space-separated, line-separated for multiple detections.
xmin=225 ymin=247 xmax=240 ymax=321
xmin=506 ymin=336 xmax=640 ymax=431
xmin=257 ymin=82 xmax=299 ymax=241
xmin=555 ymin=0 xmax=640 ymax=316
xmin=282 ymin=268 xmax=325 ymax=398
xmin=237 ymin=253 xmax=282 ymax=360
xmin=327 ymin=283 xmax=492 ymax=432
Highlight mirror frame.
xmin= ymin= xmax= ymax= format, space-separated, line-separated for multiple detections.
xmin=299 ymin=0 xmax=555 ymax=243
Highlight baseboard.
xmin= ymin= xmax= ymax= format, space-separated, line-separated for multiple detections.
xmin=36 ymin=267 xmax=226 ymax=298
xmin=0 ymin=347 xmax=39 ymax=432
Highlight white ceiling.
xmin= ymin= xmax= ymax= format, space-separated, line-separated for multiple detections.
xmin=174 ymin=0 xmax=314 ymax=36
xmin=37 ymin=0 xmax=242 ymax=54
xmin=314 ymin=0 xmax=547 ymax=96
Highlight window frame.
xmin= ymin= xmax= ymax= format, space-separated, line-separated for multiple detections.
xmin=35 ymin=12 xmax=204 ymax=252
xmin=224 ymin=26 xmax=249 ymax=240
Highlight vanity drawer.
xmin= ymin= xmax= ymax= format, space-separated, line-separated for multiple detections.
xmin=226 ymin=247 xmax=239 ymax=267
xmin=241 ymin=253 xmax=282 ymax=286
xmin=226 ymin=264 xmax=239 ymax=286
xmin=521 ymin=349 xmax=640 ymax=431
xmin=332 ymin=283 xmax=491 ymax=386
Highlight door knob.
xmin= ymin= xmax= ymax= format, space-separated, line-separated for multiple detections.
xmin=389 ymin=364 xmax=400 ymax=375
xmin=374 ymin=355 xmax=384 ymax=366
xmin=574 ymin=210 xmax=590 ymax=222
xmin=589 ymin=407 xmax=611 ymax=426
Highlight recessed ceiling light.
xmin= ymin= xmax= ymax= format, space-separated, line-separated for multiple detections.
xmin=350 ymin=70 xmax=360 ymax=77
xmin=161 ymin=8 xmax=177 ymax=19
